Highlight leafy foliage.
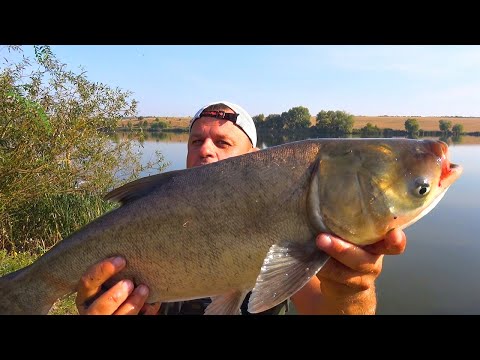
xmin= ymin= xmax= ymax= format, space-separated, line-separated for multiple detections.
xmin=315 ymin=110 xmax=354 ymax=134
xmin=404 ymin=118 xmax=420 ymax=134
xmin=0 ymin=46 xmax=167 ymax=252
xmin=439 ymin=119 xmax=453 ymax=133
xmin=258 ymin=113 xmax=283 ymax=131
xmin=452 ymin=123 xmax=464 ymax=135
xmin=252 ymin=114 xmax=265 ymax=125
xmin=360 ymin=122 xmax=382 ymax=137
xmin=283 ymin=106 xmax=311 ymax=130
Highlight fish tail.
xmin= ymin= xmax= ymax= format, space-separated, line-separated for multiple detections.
xmin=0 ymin=268 xmax=55 ymax=315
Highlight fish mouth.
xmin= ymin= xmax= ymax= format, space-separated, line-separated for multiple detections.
xmin=447 ymin=162 xmax=463 ymax=181
xmin=434 ymin=140 xmax=463 ymax=188
xmin=429 ymin=140 xmax=463 ymax=187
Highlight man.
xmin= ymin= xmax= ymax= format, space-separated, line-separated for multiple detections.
xmin=75 ymin=101 xmax=407 ymax=315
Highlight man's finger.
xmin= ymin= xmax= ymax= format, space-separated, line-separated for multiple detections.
xmin=75 ymin=257 xmax=126 ymax=308
xmin=84 ymin=279 xmax=134 ymax=315
xmin=363 ymin=229 xmax=407 ymax=255
xmin=316 ymin=234 xmax=381 ymax=273
xmin=113 ymin=284 xmax=152 ymax=315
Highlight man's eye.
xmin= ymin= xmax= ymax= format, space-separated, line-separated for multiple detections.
xmin=217 ymin=140 xmax=231 ymax=146
xmin=191 ymin=140 xmax=203 ymax=145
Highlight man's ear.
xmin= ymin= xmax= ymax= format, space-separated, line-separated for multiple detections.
xmin=250 ymin=147 xmax=260 ymax=153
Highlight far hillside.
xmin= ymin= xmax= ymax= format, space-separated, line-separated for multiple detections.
xmin=352 ymin=116 xmax=480 ymax=132
xmin=119 ymin=116 xmax=191 ymax=129
xmin=119 ymin=115 xmax=480 ymax=133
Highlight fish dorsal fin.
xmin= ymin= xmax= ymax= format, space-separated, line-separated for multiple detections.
xmin=104 ymin=170 xmax=182 ymax=205
xmin=248 ymin=241 xmax=330 ymax=314
xmin=204 ymin=290 xmax=250 ymax=315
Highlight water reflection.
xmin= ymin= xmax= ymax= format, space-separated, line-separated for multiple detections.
xmin=256 ymin=131 xmax=476 ymax=148
xmin=257 ymin=131 xmax=353 ymax=148
xmin=115 ymin=130 xmax=478 ymax=147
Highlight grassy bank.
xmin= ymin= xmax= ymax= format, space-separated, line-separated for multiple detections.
xmin=0 ymin=193 xmax=116 ymax=315
xmin=0 ymin=250 xmax=79 ymax=314
xmin=1 ymin=193 xmax=117 ymax=253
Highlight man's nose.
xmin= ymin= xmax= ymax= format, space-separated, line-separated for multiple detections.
xmin=198 ymin=139 xmax=215 ymax=157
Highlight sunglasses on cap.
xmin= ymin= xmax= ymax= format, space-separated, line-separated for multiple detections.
xmin=198 ymin=110 xmax=239 ymax=122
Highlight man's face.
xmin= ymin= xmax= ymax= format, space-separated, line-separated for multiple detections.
xmin=186 ymin=116 xmax=255 ymax=168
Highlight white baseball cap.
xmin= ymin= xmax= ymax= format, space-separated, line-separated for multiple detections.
xmin=189 ymin=101 xmax=257 ymax=148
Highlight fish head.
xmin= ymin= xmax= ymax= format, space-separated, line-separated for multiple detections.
xmin=388 ymin=139 xmax=463 ymax=234
xmin=311 ymin=139 xmax=463 ymax=245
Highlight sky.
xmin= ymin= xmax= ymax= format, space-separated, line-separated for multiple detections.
xmin=6 ymin=45 xmax=480 ymax=118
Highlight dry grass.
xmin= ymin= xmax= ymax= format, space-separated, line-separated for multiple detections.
xmin=120 ymin=116 xmax=191 ymax=129
xmin=352 ymin=116 xmax=480 ymax=132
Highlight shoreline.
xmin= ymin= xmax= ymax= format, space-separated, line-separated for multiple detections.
xmin=118 ymin=115 xmax=480 ymax=133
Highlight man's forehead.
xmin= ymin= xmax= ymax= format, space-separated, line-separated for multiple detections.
xmin=191 ymin=117 xmax=236 ymax=131
xmin=189 ymin=117 xmax=248 ymax=140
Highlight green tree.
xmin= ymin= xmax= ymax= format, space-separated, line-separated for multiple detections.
xmin=405 ymin=118 xmax=420 ymax=135
xmin=439 ymin=119 xmax=452 ymax=134
xmin=0 ymin=45 xmax=167 ymax=250
xmin=452 ymin=123 xmax=464 ymax=135
xmin=360 ymin=122 xmax=382 ymax=137
xmin=158 ymin=121 xmax=168 ymax=129
xmin=316 ymin=110 xmax=354 ymax=134
xmin=151 ymin=121 xmax=168 ymax=130
xmin=284 ymin=107 xmax=310 ymax=130
xmin=252 ymin=114 xmax=265 ymax=125
xmin=316 ymin=110 xmax=333 ymax=131
xmin=283 ymin=106 xmax=311 ymax=130
xmin=263 ymin=114 xmax=284 ymax=130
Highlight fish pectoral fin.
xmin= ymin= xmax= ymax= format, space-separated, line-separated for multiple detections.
xmin=204 ymin=290 xmax=250 ymax=315
xmin=248 ymin=241 xmax=330 ymax=314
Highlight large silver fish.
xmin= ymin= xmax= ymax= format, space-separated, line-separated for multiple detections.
xmin=0 ymin=138 xmax=463 ymax=315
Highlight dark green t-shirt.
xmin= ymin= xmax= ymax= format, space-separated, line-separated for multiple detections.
xmin=159 ymin=291 xmax=290 ymax=315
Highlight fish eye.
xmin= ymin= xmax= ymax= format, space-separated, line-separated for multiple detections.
xmin=412 ymin=177 xmax=431 ymax=197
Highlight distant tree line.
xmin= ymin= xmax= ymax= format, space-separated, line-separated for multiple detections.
xmin=118 ymin=117 xmax=185 ymax=133
xmin=121 ymin=106 xmax=474 ymax=139
xmin=252 ymin=106 xmax=356 ymax=135
xmin=250 ymin=106 xmax=471 ymax=139
xmin=404 ymin=118 xmax=465 ymax=136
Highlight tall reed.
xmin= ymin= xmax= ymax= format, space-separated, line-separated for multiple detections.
xmin=1 ymin=193 xmax=117 ymax=254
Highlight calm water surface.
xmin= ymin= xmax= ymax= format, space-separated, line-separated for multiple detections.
xmin=128 ymin=132 xmax=480 ymax=315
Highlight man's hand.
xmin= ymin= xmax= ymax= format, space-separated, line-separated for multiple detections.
xmin=315 ymin=228 xmax=407 ymax=314
xmin=75 ymin=256 xmax=161 ymax=315
xmin=291 ymin=229 xmax=407 ymax=314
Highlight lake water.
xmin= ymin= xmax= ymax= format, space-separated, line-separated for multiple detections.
xmin=126 ymin=132 xmax=480 ymax=315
